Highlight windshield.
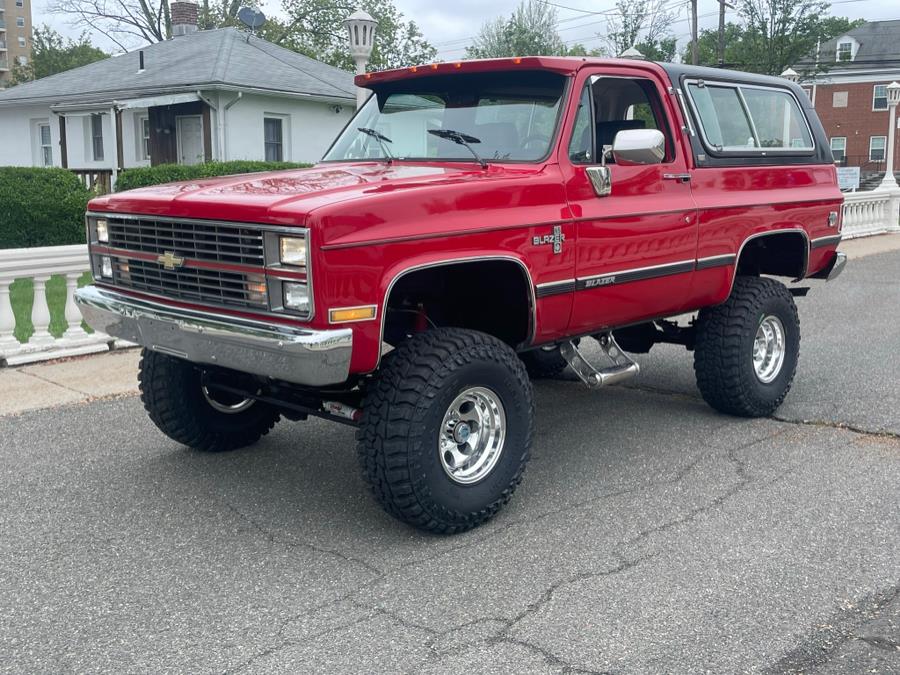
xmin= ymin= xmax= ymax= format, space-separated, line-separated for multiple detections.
xmin=323 ymin=71 xmax=567 ymax=164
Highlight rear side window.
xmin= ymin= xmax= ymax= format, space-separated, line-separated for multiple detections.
xmin=686 ymin=81 xmax=814 ymax=154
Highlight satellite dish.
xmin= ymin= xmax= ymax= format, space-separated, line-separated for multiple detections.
xmin=238 ymin=7 xmax=266 ymax=32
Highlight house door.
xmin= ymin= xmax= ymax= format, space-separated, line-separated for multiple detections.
xmin=176 ymin=115 xmax=204 ymax=165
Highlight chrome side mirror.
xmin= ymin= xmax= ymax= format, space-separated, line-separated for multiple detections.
xmin=612 ymin=129 xmax=666 ymax=166
xmin=586 ymin=166 xmax=611 ymax=197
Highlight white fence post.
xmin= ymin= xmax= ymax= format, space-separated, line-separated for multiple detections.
xmin=0 ymin=245 xmax=124 ymax=367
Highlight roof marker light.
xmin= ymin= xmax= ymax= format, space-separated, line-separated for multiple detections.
xmin=454 ymin=62 xmax=462 ymax=69
xmin=430 ymin=63 xmax=439 ymax=70
xmin=410 ymin=66 xmax=418 ymax=73
xmin=512 ymin=57 xmax=522 ymax=64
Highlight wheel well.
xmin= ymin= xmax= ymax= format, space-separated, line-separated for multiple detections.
xmin=384 ymin=260 xmax=532 ymax=348
xmin=736 ymin=232 xmax=808 ymax=279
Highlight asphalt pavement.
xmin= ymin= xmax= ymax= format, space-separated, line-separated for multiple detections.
xmin=1 ymin=249 xmax=898 ymax=674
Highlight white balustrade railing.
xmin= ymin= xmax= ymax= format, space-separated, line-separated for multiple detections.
xmin=842 ymin=186 xmax=900 ymax=239
xmin=0 ymin=245 xmax=130 ymax=366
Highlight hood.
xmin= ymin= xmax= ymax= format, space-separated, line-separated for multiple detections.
xmin=88 ymin=162 xmax=529 ymax=226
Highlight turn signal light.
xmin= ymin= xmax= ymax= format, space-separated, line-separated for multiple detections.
xmin=329 ymin=306 xmax=377 ymax=323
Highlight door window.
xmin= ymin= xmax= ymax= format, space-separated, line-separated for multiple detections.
xmin=568 ymin=75 xmax=672 ymax=164
xmin=264 ymin=117 xmax=284 ymax=162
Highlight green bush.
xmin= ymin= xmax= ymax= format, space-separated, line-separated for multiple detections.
xmin=0 ymin=167 xmax=93 ymax=248
xmin=115 ymin=161 xmax=311 ymax=192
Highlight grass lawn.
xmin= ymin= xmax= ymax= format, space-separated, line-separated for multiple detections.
xmin=9 ymin=271 xmax=93 ymax=343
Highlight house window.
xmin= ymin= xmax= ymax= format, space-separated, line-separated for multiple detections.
xmin=16 ymin=17 xmax=25 ymax=27
xmin=38 ymin=123 xmax=52 ymax=166
xmin=17 ymin=55 xmax=27 ymax=65
xmin=140 ymin=116 xmax=150 ymax=160
xmin=264 ymin=117 xmax=284 ymax=162
xmin=90 ymin=114 xmax=104 ymax=161
xmin=830 ymin=137 xmax=846 ymax=162
xmin=832 ymin=91 xmax=848 ymax=108
xmin=16 ymin=0 xmax=23 ymax=6
xmin=837 ymin=42 xmax=852 ymax=61
xmin=18 ymin=37 xmax=26 ymax=48
xmin=869 ymin=136 xmax=886 ymax=162
xmin=873 ymin=85 xmax=888 ymax=111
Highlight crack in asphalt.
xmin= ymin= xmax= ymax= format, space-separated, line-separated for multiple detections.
xmin=223 ymin=423 xmax=795 ymax=673
xmin=221 ymin=501 xmax=384 ymax=577
xmin=771 ymin=414 xmax=900 ymax=441
xmin=854 ymin=634 xmax=900 ymax=652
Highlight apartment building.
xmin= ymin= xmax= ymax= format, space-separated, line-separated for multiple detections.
xmin=0 ymin=0 xmax=32 ymax=89
xmin=793 ymin=20 xmax=900 ymax=179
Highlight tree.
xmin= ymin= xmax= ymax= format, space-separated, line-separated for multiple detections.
xmin=47 ymin=0 xmax=434 ymax=71
xmin=10 ymin=25 xmax=107 ymax=85
xmin=685 ymin=11 xmax=864 ymax=75
xmin=604 ymin=0 xmax=677 ymax=58
xmin=273 ymin=0 xmax=436 ymax=71
xmin=466 ymin=0 xmax=568 ymax=59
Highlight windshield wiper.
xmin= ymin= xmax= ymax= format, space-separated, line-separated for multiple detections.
xmin=357 ymin=127 xmax=394 ymax=163
xmin=428 ymin=129 xmax=487 ymax=169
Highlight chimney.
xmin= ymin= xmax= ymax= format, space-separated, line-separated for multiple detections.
xmin=171 ymin=1 xmax=199 ymax=36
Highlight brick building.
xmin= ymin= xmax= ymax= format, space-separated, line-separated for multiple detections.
xmin=0 ymin=0 xmax=33 ymax=89
xmin=794 ymin=20 xmax=900 ymax=184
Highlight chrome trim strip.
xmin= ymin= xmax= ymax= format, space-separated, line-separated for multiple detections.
xmin=576 ymin=259 xmax=696 ymax=289
xmin=810 ymin=234 xmax=843 ymax=249
xmin=695 ymin=254 xmax=737 ymax=270
xmin=377 ymin=256 xmax=537 ymax=369
xmin=87 ymin=211 xmax=304 ymax=235
xmin=74 ymin=285 xmax=352 ymax=386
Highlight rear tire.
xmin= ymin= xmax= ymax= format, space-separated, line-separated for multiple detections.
xmin=357 ymin=328 xmax=534 ymax=534
xmin=521 ymin=344 xmax=569 ymax=378
xmin=139 ymin=349 xmax=280 ymax=452
xmin=693 ymin=276 xmax=800 ymax=417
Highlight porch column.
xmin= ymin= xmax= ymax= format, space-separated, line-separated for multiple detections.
xmin=109 ymin=106 xmax=120 ymax=188
xmin=58 ymin=115 xmax=68 ymax=169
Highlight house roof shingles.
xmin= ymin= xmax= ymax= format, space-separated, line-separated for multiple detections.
xmin=796 ymin=19 xmax=900 ymax=72
xmin=0 ymin=28 xmax=357 ymax=106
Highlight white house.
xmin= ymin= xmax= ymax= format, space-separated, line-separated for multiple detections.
xmin=0 ymin=2 xmax=356 ymax=189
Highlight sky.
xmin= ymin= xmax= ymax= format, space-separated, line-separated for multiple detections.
xmin=30 ymin=0 xmax=900 ymax=59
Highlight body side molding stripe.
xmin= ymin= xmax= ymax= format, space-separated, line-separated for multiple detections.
xmin=695 ymin=254 xmax=737 ymax=270
xmin=535 ymin=278 xmax=577 ymax=298
xmin=576 ymin=259 xmax=696 ymax=290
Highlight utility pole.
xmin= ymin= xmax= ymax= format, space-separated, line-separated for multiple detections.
xmin=717 ymin=0 xmax=726 ymax=66
xmin=691 ymin=0 xmax=699 ymax=65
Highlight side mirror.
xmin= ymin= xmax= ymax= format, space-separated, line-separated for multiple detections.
xmin=612 ymin=129 xmax=666 ymax=166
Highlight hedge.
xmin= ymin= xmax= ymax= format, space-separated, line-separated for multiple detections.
xmin=0 ymin=167 xmax=93 ymax=248
xmin=115 ymin=160 xmax=311 ymax=192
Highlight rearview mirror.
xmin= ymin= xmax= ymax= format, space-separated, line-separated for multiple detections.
xmin=612 ymin=129 xmax=666 ymax=166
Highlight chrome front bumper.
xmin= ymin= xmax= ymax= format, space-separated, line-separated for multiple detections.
xmin=75 ymin=286 xmax=353 ymax=386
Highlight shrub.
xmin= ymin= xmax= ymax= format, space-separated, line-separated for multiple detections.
xmin=0 ymin=167 xmax=93 ymax=248
xmin=115 ymin=160 xmax=311 ymax=192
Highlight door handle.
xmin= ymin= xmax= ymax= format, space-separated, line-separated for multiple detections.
xmin=663 ymin=173 xmax=691 ymax=183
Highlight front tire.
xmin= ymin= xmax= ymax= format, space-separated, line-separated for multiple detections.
xmin=357 ymin=328 xmax=534 ymax=534
xmin=139 ymin=349 xmax=280 ymax=452
xmin=693 ymin=276 xmax=800 ymax=417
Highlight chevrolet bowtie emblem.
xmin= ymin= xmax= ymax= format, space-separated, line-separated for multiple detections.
xmin=157 ymin=251 xmax=185 ymax=270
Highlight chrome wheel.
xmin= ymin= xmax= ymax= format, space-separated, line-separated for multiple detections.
xmin=438 ymin=386 xmax=507 ymax=485
xmin=752 ymin=315 xmax=786 ymax=384
xmin=202 ymin=386 xmax=256 ymax=414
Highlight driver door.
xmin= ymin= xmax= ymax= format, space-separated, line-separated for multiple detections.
xmin=562 ymin=69 xmax=698 ymax=334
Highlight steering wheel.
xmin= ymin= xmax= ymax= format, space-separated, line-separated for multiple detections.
xmin=521 ymin=134 xmax=550 ymax=152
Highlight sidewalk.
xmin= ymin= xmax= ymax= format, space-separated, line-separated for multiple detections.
xmin=1 ymin=232 xmax=898 ymax=417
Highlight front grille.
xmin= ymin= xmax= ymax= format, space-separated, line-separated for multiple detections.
xmin=113 ymin=259 xmax=268 ymax=311
xmin=107 ymin=217 xmax=265 ymax=267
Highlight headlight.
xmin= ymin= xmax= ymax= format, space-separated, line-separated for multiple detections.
xmin=96 ymin=218 xmax=109 ymax=243
xmin=279 ymin=236 xmax=307 ymax=267
xmin=101 ymin=256 xmax=113 ymax=278
xmin=283 ymin=282 xmax=310 ymax=313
